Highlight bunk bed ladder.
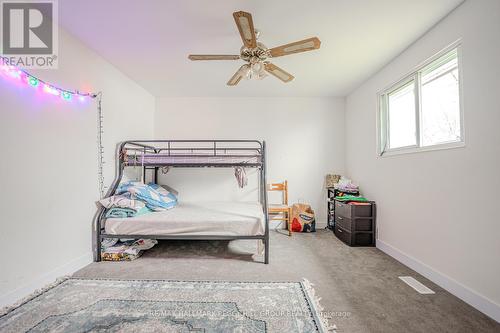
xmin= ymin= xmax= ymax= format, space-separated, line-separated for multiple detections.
xmin=95 ymin=141 xmax=128 ymax=261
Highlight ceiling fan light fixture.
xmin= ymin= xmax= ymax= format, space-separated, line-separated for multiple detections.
xmin=240 ymin=62 xmax=267 ymax=80
xmin=252 ymin=62 xmax=268 ymax=80
xmin=189 ymin=11 xmax=321 ymax=86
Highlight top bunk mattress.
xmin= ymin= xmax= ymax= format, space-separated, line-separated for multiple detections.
xmin=104 ymin=201 xmax=265 ymax=236
xmin=124 ymin=154 xmax=261 ymax=166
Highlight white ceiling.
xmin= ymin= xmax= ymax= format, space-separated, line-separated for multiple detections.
xmin=59 ymin=0 xmax=463 ymax=97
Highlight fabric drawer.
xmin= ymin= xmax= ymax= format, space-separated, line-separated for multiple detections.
xmin=351 ymin=204 xmax=372 ymax=217
xmin=354 ymin=233 xmax=374 ymax=246
xmin=355 ymin=219 xmax=373 ymax=232
xmin=335 ymin=215 xmax=351 ymax=232
xmin=335 ymin=201 xmax=350 ymax=217
xmin=334 ymin=225 xmax=352 ymax=246
xmin=335 ymin=201 xmax=373 ymax=218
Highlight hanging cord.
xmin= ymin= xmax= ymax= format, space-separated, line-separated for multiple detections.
xmin=141 ymin=149 xmax=145 ymax=183
xmin=95 ymin=92 xmax=106 ymax=199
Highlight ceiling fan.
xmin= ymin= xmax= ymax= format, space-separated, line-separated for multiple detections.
xmin=188 ymin=11 xmax=321 ymax=86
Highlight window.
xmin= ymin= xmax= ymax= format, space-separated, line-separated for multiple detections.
xmin=378 ymin=44 xmax=463 ymax=155
xmin=387 ymin=80 xmax=417 ymax=149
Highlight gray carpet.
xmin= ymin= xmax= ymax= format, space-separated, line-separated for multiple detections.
xmin=75 ymin=230 xmax=500 ymax=332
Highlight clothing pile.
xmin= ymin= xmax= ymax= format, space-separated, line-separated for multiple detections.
xmin=98 ymin=181 xmax=179 ymax=261
xmin=334 ymin=177 xmax=359 ymax=193
xmin=334 ymin=195 xmax=369 ymax=204
xmin=101 ymin=238 xmax=158 ymax=261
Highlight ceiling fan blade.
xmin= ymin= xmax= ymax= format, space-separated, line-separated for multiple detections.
xmin=233 ymin=11 xmax=257 ymax=49
xmin=227 ymin=65 xmax=248 ymax=86
xmin=269 ymin=37 xmax=321 ymax=58
xmin=188 ymin=55 xmax=240 ymax=61
xmin=264 ymin=63 xmax=294 ymax=83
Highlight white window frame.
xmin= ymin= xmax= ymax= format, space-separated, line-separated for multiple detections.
xmin=377 ymin=40 xmax=465 ymax=157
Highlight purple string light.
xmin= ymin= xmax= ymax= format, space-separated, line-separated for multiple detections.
xmin=0 ymin=61 xmax=98 ymax=102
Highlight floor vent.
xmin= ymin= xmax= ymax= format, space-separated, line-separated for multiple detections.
xmin=399 ymin=276 xmax=435 ymax=294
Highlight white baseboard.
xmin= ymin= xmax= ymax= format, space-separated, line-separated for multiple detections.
xmin=377 ymin=240 xmax=500 ymax=323
xmin=0 ymin=251 xmax=93 ymax=308
xmin=269 ymin=220 xmax=327 ymax=230
xmin=315 ymin=220 xmax=327 ymax=228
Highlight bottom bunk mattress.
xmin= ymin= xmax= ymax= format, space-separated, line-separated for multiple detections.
xmin=104 ymin=201 xmax=265 ymax=236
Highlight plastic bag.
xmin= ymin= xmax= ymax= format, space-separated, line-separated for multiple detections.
xmin=291 ymin=203 xmax=316 ymax=232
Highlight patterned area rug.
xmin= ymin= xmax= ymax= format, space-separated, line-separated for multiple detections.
xmin=0 ymin=278 xmax=331 ymax=332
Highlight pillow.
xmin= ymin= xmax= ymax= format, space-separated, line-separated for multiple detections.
xmin=148 ymin=183 xmax=177 ymax=201
xmin=147 ymin=183 xmax=178 ymax=210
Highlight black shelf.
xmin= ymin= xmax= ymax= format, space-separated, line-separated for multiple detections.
xmin=326 ymin=187 xmax=360 ymax=230
xmin=333 ymin=199 xmax=376 ymax=247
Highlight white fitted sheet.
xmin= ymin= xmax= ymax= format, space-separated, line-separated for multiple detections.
xmin=104 ymin=201 xmax=265 ymax=236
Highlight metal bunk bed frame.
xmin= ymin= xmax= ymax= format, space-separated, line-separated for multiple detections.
xmin=95 ymin=140 xmax=270 ymax=264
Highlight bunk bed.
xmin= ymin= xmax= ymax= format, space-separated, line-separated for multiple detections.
xmin=96 ymin=140 xmax=270 ymax=264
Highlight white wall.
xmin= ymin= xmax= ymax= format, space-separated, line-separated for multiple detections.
xmin=154 ymin=97 xmax=345 ymax=224
xmin=345 ymin=0 xmax=500 ymax=322
xmin=0 ymin=28 xmax=154 ymax=307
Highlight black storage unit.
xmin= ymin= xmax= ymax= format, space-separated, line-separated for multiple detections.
xmin=326 ymin=187 xmax=360 ymax=230
xmin=333 ymin=199 xmax=376 ymax=247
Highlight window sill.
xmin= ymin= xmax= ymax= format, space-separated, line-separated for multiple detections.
xmin=379 ymin=141 xmax=465 ymax=157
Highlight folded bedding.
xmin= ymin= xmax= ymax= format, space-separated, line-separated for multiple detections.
xmin=116 ymin=181 xmax=178 ymax=211
xmin=99 ymin=194 xmax=145 ymax=211
xmin=105 ymin=206 xmax=152 ymax=218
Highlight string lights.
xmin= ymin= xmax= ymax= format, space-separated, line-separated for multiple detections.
xmin=0 ymin=59 xmax=106 ymax=198
xmin=0 ymin=61 xmax=97 ymax=101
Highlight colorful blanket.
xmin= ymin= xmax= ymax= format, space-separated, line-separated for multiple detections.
xmin=116 ymin=181 xmax=178 ymax=211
